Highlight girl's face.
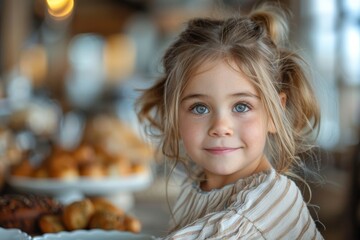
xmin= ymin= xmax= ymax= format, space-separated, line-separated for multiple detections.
xmin=178 ymin=60 xmax=273 ymax=190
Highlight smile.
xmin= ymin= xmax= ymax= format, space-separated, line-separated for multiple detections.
xmin=204 ymin=147 xmax=240 ymax=155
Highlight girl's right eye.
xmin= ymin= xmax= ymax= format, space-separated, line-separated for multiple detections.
xmin=190 ymin=104 xmax=209 ymax=115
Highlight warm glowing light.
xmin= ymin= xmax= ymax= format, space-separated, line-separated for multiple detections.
xmin=46 ymin=0 xmax=74 ymax=20
xmin=46 ymin=0 xmax=69 ymax=11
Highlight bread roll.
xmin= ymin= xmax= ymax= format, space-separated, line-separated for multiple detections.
xmin=124 ymin=215 xmax=142 ymax=233
xmin=89 ymin=197 xmax=124 ymax=215
xmin=39 ymin=214 xmax=65 ymax=233
xmin=48 ymin=154 xmax=79 ymax=180
xmin=72 ymin=144 xmax=95 ymax=165
xmin=11 ymin=159 xmax=34 ymax=177
xmin=88 ymin=211 xmax=125 ymax=231
xmin=62 ymin=199 xmax=95 ymax=230
xmin=79 ymin=162 xmax=105 ymax=178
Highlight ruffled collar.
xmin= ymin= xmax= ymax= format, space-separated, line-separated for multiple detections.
xmin=171 ymin=168 xmax=277 ymax=230
xmin=191 ymin=168 xmax=275 ymax=195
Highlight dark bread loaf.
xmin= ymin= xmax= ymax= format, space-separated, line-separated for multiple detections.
xmin=0 ymin=194 xmax=62 ymax=235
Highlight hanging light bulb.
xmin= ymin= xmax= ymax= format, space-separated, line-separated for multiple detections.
xmin=46 ymin=0 xmax=74 ymax=20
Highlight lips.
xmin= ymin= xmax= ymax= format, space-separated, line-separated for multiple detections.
xmin=204 ymin=147 xmax=240 ymax=155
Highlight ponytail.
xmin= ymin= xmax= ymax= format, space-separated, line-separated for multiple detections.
xmin=249 ymin=4 xmax=289 ymax=47
xmin=246 ymin=4 xmax=321 ymax=176
xmin=249 ymin=3 xmax=320 ymax=138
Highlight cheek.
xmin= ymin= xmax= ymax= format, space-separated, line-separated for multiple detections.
xmin=239 ymin=118 xmax=268 ymax=144
xmin=179 ymin=115 xmax=205 ymax=148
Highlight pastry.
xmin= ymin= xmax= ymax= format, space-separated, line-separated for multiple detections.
xmin=79 ymin=162 xmax=105 ymax=178
xmin=62 ymin=198 xmax=95 ymax=230
xmin=11 ymin=159 xmax=34 ymax=177
xmin=89 ymin=197 xmax=124 ymax=215
xmin=88 ymin=211 xmax=126 ymax=231
xmin=48 ymin=154 xmax=79 ymax=180
xmin=32 ymin=166 xmax=49 ymax=178
xmin=124 ymin=215 xmax=142 ymax=233
xmin=72 ymin=144 xmax=95 ymax=166
xmin=131 ymin=162 xmax=147 ymax=174
xmin=38 ymin=214 xmax=65 ymax=233
xmin=104 ymin=155 xmax=132 ymax=177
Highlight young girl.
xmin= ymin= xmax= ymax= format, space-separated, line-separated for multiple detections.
xmin=137 ymin=4 xmax=324 ymax=240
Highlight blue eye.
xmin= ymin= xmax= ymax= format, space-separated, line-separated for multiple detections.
xmin=191 ymin=104 xmax=209 ymax=115
xmin=233 ymin=103 xmax=249 ymax=113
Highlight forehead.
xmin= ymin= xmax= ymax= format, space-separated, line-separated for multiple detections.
xmin=182 ymin=59 xmax=259 ymax=96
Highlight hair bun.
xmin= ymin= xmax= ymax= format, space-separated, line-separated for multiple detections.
xmin=249 ymin=4 xmax=289 ymax=46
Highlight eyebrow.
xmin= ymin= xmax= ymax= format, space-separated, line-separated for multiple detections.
xmin=181 ymin=92 xmax=260 ymax=102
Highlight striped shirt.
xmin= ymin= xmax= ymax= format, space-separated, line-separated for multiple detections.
xmin=161 ymin=168 xmax=324 ymax=240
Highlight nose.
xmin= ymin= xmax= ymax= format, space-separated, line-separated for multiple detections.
xmin=208 ymin=113 xmax=234 ymax=137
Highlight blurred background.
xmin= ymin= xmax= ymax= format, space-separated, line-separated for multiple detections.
xmin=0 ymin=0 xmax=359 ymax=239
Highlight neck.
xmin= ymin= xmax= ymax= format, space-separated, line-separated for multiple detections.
xmin=200 ymin=155 xmax=272 ymax=191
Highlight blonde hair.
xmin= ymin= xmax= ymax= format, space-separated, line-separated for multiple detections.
xmin=137 ymin=4 xmax=320 ymax=178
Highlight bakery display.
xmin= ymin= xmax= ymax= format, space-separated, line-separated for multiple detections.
xmin=2 ymin=116 xmax=150 ymax=237
xmin=10 ymin=144 xmax=149 ymax=180
xmin=9 ymin=115 xmax=153 ymax=181
xmin=0 ymin=194 xmax=142 ymax=235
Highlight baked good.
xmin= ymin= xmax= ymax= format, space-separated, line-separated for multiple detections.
xmin=38 ymin=214 xmax=65 ymax=233
xmin=11 ymin=159 xmax=34 ymax=177
xmin=48 ymin=154 xmax=79 ymax=180
xmin=62 ymin=198 xmax=95 ymax=230
xmin=72 ymin=144 xmax=95 ymax=165
xmin=0 ymin=194 xmax=62 ymax=235
xmin=88 ymin=211 xmax=126 ymax=230
xmin=132 ymin=162 xmax=147 ymax=174
xmin=124 ymin=215 xmax=141 ymax=233
xmin=89 ymin=197 xmax=124 ymax=215
xmin=104 ymin=156 xmax=132 ymax=177
xmin=79 ymin=162 xmax=105 ymax=178
xmin=32 ymin=166 xmax=49 ymax=178
xmin=83 ymin=115 xmax=154 ymax=162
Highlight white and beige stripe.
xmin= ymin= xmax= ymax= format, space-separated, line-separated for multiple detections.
xmin=160 ymin=168 xmax=323 ymax=240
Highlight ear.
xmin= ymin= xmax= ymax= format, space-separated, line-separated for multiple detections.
xmin=279 ymin=92 xmax=287 ymax=108
xmin=267 ymin=118 xmax=276 ymax=134
xmin=267 ymin=92 xmax=287 ymax=134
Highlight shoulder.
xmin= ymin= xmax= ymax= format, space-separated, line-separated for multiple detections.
xmin=238 ymin=171 xmax=304 ymax=219
xmin=235 ymin=170 xmax=323 ymax=239
xmin=230 ymin=168 xmax=297 ymax=206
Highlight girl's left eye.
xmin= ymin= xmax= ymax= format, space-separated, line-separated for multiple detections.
xmin=233 ymin=103 xmax=249 ymax=113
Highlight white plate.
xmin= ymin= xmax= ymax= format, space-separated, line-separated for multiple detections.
xmin=32 ymin=229 xmax=156 ymax=240
xmin=7 ymin=170 xmax=152 ymax=196
xmin=0 ymin=227 xmax=32 ymax=240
